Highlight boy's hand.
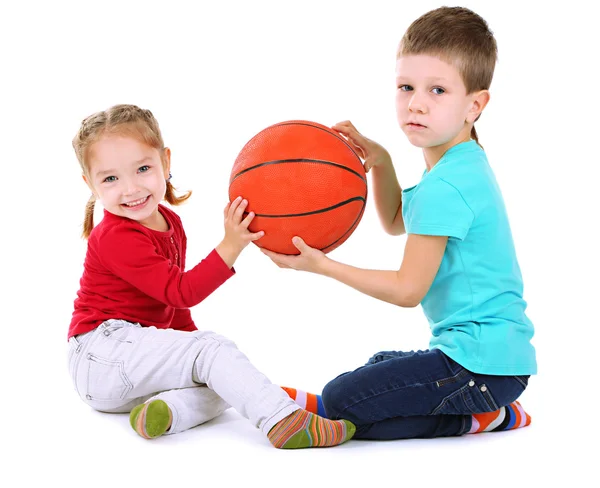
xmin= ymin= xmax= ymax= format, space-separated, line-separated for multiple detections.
xmin=216 ymin=196 xmax=264 ymax=268
xmin=332 ymin=120 xmax=392 ymax=173
xmin=261 ymin=237 xmax=327 ymax=274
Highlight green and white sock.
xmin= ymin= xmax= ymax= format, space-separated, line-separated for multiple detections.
xmin=129 ymin=400 xmax=172 ymax=439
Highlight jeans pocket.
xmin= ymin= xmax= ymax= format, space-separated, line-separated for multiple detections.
xmin=432 ymin=379 xmax=498 ymax=415
xmin=84 ymin=353 xmax=133 ymax=402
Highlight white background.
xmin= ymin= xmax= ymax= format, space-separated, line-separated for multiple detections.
xmin=1 ymin=0 xmax=597 ymax=486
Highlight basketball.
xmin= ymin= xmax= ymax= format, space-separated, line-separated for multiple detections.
xmin=228 ymin=120 xmax=367 ymax=255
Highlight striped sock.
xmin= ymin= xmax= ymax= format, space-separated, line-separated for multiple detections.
xmin=281 ymin=386 xmax=326 ymax=417
xmin=468 ymin=401 xmax=531 ymax=434
xmin=129 ymin=400 xmax=172 ymax=439
xmin=267 ymin=409 xmax=355 ymax=449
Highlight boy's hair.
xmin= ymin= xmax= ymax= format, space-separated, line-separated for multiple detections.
xmin=73 ymin=104 xmax=191 ymax=239
xmin=398 ymin=6 xmax=497 ymax=146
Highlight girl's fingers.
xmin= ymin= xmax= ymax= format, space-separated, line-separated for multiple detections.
xmin=233 ymin=199 xmax=248 ymax=222
xmin=228 ymin=196 xmax=242 ymax=219
xmin=241 ymin=209 xmax=256 ymax=227
xmin=249 ymin=231 xmax=265 ymax=241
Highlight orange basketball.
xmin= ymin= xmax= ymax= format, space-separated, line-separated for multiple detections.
xmin=229 ymin=120 xmax=367 ymax=255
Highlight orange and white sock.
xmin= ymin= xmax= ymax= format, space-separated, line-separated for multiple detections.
xmin=281 ymin=387 xmax=326 ymax=417
xmin=468 ymin=401 xmax=531 ymax=433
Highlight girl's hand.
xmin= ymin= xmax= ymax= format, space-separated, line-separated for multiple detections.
xmin=332 ymin=120 xmax=392 ymax=173
xmin=261 ymin=236 xmax=327 ymax=274
xmin=216 ymin=196 xmax=264 ymax=268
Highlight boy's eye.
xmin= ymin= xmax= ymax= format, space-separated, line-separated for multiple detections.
xmin=432 ymin=87 xmax=445 ymax=95
xmin=138 ymin=165 xmax=150 ymax=173
xmin=103 ymin=176 xmax=117 ymax=183
xmin=398 ymin=85 xmax=413 ymax=92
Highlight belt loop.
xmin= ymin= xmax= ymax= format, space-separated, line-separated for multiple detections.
xmin=70 ymin=335 xmax=82 ymax=353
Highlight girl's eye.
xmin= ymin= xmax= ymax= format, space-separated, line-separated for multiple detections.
xmin=432 ymin=87 xmax=445 ymax=95
xmin=103 ymin=176 xmax=116 ymax=183
xmin=138 ymin=165 xmax=150 ymax=173
xmin=398 ymin=85 xmax=413 ymax=92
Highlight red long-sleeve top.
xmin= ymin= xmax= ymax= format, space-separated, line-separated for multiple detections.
xmin=68 ymin=204 xmax=234 ymax=339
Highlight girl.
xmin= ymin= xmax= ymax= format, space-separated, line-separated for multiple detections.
xmin=264 ymin=7 xmax=537 ymax=440
xmin=67 ymin=103 xmax=355 ymax=448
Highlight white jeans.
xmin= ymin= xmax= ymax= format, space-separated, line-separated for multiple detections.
xmin=67 ymin=320 xmax=299 ymax=435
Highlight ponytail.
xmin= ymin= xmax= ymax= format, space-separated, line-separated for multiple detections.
xmin=164 ymin=180 xmax=192 ymax=206
xmin=82 ymin=195 xmax=96 ymax=239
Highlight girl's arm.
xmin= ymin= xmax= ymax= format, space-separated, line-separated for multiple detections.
xmin=262 ymin=233 xmax=447 ymax=307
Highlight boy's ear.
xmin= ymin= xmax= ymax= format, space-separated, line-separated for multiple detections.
xmin=467 ymin=90 xmax=490 ymax=123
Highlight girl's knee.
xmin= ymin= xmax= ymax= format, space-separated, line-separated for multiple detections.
xmin=191 ymin=330 xmax=238 ymax=349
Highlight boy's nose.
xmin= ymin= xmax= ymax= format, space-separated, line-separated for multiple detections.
xmin=408 ymin=93 xmax=426 ymax=114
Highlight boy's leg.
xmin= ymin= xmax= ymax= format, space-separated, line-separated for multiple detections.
xmin=320 ymin=348 xmax=529 ymax=440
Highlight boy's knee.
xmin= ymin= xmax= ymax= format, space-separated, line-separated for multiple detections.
xmin=322 ymin=374 xmax=350 ymax=420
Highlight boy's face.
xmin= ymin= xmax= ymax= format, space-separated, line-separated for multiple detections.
xmin=395 ymin=54 xmax=480 ymax=151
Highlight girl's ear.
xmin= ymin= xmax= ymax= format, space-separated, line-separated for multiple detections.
xmin=82 ymin=174 xmax=96 ymax=197
xmin=163 ymin=147 xmax=172 ymax=179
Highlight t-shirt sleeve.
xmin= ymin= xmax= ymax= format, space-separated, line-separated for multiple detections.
xmin=405 ymin=177 xmax=474 ymax=240
xmin=97 ymin=225 xmax=234 ymax=308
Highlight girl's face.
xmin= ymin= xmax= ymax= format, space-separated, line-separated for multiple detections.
xmin=395 ymin=54 xmax=487 ymax=159
xmin=84 ymin=135 xmax=171 ymax=229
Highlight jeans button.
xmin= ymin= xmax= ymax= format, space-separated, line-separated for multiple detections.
xmin=480 ymin=385 xmax=487 ymax=392
xmin=468 ymin=380 xmax=475 ymax=387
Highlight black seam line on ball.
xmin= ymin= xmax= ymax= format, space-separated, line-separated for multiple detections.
xmin=230 ymin=159 xmax=366 ymax=184
xmin=253 ymin=196 xmax=365 ymax=218
xmin=320 ymin=200 xmax=366 ymax=251
xmin=272 ymin=122 xmax=362 ymax=163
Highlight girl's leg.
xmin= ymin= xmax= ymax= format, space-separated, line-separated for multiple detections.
xmin=130 ymin=386 xmax=231 ymax=438
xmin=320 ymin=348 xmax=529 ymax=440
xmin=68 ymin=320 xmax=354 ymax=447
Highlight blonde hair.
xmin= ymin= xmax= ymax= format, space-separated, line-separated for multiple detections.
xmin=398 ymin=6 xmax=498 ymax=147
xmin=72 ymin=104 xmax=191 ymax=238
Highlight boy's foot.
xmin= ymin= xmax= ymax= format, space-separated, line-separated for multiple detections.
xmin=469 ymin=401 xmax=531 ymax=433
xmin=268 ymin=409 xmax=355 ymax=449
xmin=129 ymin=399 xmax=172 ymax=439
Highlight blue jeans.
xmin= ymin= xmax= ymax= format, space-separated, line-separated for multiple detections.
xmin=322 ymin=349 xmax=529 ymax=439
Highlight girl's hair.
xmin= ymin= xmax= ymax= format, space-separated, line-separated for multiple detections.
xmin=72 ymin=104 xmax=191 ymax=238
xmin=398 ymin=6 xmax=498 ymax=147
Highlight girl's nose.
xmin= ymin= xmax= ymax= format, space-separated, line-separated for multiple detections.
xmin=122 ymin=178 xmax=140 ymax=196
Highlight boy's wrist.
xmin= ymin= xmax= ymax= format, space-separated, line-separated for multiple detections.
xmin=318 ymin=255 xmax=336 ymax=277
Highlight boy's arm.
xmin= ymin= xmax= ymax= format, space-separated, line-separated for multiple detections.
xmin=332 ymin=121 xmax=404 ymax=236
xmin=320 ymin=234 xmax=446 ymax=307
xmin=263 ymin=234 xmax=446 ymax=307
xmin=371 ymin=160 xmax=405 ymax=236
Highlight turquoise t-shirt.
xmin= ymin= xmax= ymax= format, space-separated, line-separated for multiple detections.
xmin=402 ymin=140 xmax=536 ymax=375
